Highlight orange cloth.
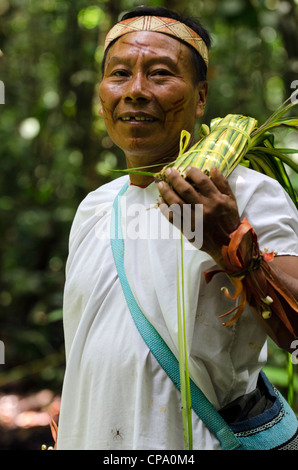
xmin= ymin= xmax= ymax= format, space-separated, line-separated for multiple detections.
xmin=204 ymin=218 xmax=298 ymax=351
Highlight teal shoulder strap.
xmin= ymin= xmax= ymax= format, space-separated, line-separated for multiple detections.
xmin=110 ymin=182 xmax=242 ymax=450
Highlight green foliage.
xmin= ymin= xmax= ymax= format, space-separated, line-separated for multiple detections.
xmin=0 ymin=0 xmax=297 ymax=419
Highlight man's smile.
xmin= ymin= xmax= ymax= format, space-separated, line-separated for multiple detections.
xmin=118 ymin=112 xmax=159 ymax=123
xmin=120 ymin=116 xmax=156 ymax=122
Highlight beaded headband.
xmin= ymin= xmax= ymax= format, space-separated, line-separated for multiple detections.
xmin=104 ymin=16 xmax=209 ymax=68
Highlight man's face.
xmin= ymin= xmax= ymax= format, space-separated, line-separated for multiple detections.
xmin=99 ymin=31 xmax=207 ymax=166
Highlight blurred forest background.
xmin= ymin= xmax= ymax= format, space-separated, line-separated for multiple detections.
xmin=0 ymin=0 xmax=298 ymax=450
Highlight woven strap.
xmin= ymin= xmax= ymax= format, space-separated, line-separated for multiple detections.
xmin=110 ymin=182 xmax=242 ymax=450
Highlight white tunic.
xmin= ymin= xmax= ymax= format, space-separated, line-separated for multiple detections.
xmin=57 ymin=165 xmax=298 ymax=450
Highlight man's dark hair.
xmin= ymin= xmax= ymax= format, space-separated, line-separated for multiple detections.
xmin=101 ymin=6 xmax=211 ymax=82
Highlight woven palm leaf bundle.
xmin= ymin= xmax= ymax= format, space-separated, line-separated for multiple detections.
xmin=156 ymin=97 xmax=298 ymax=207
xmin=157 ymin=114 xmax=257 ymax=179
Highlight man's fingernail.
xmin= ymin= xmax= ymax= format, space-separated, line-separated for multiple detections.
xmin=165 ymin=168 xmax=172 ymax=176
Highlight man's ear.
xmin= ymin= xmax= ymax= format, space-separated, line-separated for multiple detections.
xmin=195 ymin=81 xmax=208 ymax=118
xmin=98 ymin=107 xmax=104 ymax=116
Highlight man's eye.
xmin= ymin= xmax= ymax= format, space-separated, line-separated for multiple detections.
xmin=152 ymin=69 xmax=173 ymax=76
xmin=112 ymin=70 xmax=129 ymax=77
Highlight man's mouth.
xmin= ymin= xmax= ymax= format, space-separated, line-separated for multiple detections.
xmin=119 ymin=114 xmax=158 ymax=122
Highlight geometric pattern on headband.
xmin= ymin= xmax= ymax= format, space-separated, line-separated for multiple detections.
xmin=104 ymin=16 xmax=209 ymax=67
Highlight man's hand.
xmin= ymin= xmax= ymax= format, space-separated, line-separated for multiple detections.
xmin=157 ymin=166 xmax=241 ymax=266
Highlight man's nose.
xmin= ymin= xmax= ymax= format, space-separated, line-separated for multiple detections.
xmin=124 ymin=73 xmax=150 ymax=102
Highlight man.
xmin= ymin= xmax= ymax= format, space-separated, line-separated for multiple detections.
xmin=56 ymin=6 xmax=298 ymax=450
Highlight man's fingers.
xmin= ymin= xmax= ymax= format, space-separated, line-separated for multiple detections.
xmin=159 ymin=168 xmax=202 ymax=205
xmin=185 ymin=166 xmax=220 ymax=197
xmin=157 ymin=179 xmax=183 ymax=207
xmin=158 ymin=167 xmax=236 ymax=209
xmin=185 ymin=165 xmax=234 ymax=198
xmin=209 ymin=166 xmax=235 ymax=197
xmin=158 ymin=199 xmax=172 ymax=223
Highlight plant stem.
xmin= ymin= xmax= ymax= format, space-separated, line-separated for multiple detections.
xmin=177 ymin=233 xmax=193 ymax=450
